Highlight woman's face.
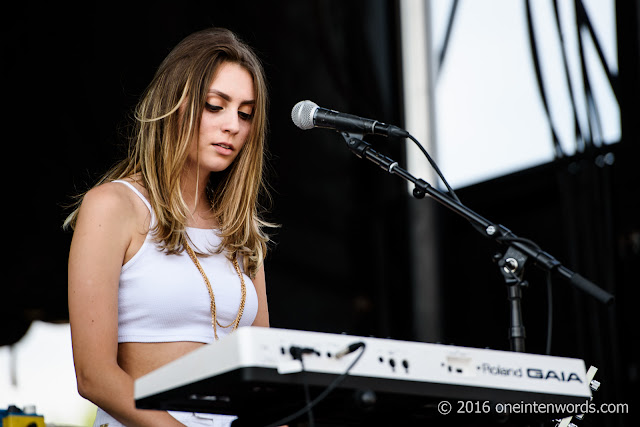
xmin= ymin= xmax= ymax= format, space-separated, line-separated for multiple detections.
xmin=189 ymin=61 xmax=255 ymax=173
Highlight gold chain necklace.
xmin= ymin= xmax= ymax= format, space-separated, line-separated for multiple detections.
xmin=185 ymin=243 xmax=247 ymax=340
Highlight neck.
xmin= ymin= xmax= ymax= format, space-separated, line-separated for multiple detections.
xmin=181 ymin=167 xmax=214 ymax=227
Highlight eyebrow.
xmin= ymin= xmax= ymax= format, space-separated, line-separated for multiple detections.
xmin=208 ymin=89 xmax=255 ymax=105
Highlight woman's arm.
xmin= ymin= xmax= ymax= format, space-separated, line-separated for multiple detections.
xmin=68 ymin=183 xmax=185 ymax=427
xmin=251 ymin=264 xmax=270 ymax=327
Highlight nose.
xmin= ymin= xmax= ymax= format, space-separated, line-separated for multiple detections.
xmin=221 ymin=109 xmax=240 ymax=134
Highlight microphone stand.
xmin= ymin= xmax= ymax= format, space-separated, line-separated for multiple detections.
xmin=340 ymin=132 xmax=614 ymax=352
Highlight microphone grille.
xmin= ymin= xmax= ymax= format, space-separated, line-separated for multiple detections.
xmin=291 ymin=100 xmax=318 ymax=130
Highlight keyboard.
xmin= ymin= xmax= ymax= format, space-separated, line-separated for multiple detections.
xmin=135 ymin=326 xmax=592 ymax=425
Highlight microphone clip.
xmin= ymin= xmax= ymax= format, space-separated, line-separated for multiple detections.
xmin=341 ymin=132 xmax=369 ymax=159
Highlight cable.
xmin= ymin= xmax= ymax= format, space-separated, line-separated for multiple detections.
xmin=299 ymin=357 xmax=315 ymax=427
xmin=264 ymin=342 xmax=366 ymax=427
xmin=288 ymin=346 xmax=321 ymax=427
xmin=552 ymin=0 xmax=586 ymax=152
xmin=574 ymin=0 xmax=619 ymax=101
xmin=437 ymin=0 xmax=460 ymax=74
xmin=525 ymin=0 xmax=565 ymax=158
xmin=545 ymin=271 xmax=554 ymax=355
xmin=407 ymin=133 xmax=461 ymax=203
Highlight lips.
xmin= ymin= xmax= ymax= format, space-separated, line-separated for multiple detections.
xmin=212 ymin=143 xmax=233 ymax=154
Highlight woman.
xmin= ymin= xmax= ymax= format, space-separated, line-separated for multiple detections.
xmin=66 ymin=28 xmax=274 ymax=426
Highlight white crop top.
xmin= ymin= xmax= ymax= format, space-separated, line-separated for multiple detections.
xmin=114 ymin=180 xmax=258 ymax=343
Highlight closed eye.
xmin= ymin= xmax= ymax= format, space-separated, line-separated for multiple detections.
xmin=205 ymin=102 xmax=222 ymax=112
xmin=238 ymin=111 xmax=253 ymax=121
xmin=205 ymin=102 xmax=252 ymax=121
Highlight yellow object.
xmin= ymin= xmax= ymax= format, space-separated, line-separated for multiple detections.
xmin=2 ymin=415 xmax=45 ymax=427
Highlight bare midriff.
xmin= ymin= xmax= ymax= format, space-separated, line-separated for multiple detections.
xmin=117 ymin=341 xmax=207 ymax=379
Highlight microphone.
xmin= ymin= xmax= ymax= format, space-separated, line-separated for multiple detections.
xmin=291 ymin=100 xmax=409 ymax=138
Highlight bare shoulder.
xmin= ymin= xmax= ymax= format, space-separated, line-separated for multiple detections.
xmin=75 ymin=180 xmax=154 ymax=240
xmin=78 ymin=181 xmax=139 ymax=225
xmin=70 ymin=180 xmax=148 ymax=267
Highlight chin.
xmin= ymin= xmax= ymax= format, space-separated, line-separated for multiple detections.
xmin=205 ymin=160 xmax=235 ymax=173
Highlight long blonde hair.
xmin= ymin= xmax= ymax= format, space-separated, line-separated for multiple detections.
xmin=64 ymin=28 xmax=274 ymax=278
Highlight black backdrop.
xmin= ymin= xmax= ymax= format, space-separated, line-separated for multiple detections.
xmin=5 ymin=1 xmax=411 ymax=340
xmin=5 ymin=2 xmax=638 ymax=426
